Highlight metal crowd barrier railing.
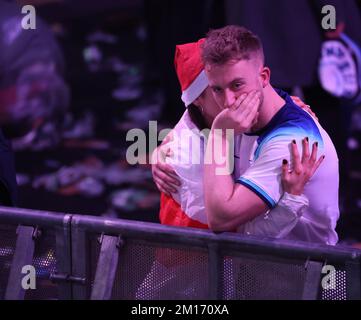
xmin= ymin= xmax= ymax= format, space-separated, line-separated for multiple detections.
xmin=0 ymin=206 xmax=360 ymax=300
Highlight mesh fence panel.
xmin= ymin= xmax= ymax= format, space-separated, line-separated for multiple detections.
xmin=24 ymin=229 xmax=58 ymax=300
xmin=88 ymin=235 xmax=355 ymax=300
xmin=117 ymin=242 xmax=209 ymax=300
xmin=321 ymin=269 xmax=347 ymax=300
xmin=89 ymin=236 xmax=209 ymax=300
xmin=222 ymin=254 xmax=307 ymax=300
xmin=0 ymin=225 xmax=17 ymax=300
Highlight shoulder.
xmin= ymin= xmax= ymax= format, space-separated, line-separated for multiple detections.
xmin=255 ymin=105 xmax=324 ymax=159
xmin=273 ymin=106 xmax=320 ymax=137
xmin=173 ymin=110 xmax=198 ymax=133
xmin=262 ymin=105 xmax=323 ymax=145
xmin=167 ymin=110 xmax=204 ymax=170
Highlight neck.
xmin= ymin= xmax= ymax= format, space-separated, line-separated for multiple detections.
xmin=252 ymin=86 xmax=285 ymax=132
xmin=204 ymin=115 xmax=213 ymax=128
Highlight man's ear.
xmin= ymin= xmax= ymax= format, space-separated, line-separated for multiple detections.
xmin=260 ymin=66 xmax=271 ymax=88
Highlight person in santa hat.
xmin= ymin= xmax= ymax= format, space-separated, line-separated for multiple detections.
xmin=152 ymin=38 xmax=322 ymax=238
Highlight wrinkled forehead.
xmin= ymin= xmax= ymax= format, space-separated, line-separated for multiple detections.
xmin=204 ymin=54 xmax=263 ymax=71
xmin=205 ymin=59 xmax=259 ymax=86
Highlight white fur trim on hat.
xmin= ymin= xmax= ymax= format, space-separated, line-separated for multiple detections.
xmin=181 ymin=70 xmax=209 ymax=107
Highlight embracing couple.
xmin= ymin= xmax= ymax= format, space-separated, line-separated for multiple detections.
xmin=152 ymin=25 xmax=339 ymax=246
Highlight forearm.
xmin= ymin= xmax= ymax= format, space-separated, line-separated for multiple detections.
xmin=204 ymin=117 xmax=275 ymax=231
xmin=204 ymin=128 xmax=236 ymax=224
xmin=203 ymin=129 xmax=266 ymax=230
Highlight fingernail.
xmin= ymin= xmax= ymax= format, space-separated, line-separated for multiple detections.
xmin=305 ymin=137 xmax=309 ymax=142
xmin=292 ymin=140 xmax=296 ymax=144
xmin=315 ymin=142 xmax=318 ymax=147
xmin=282 ymin=159 xmax=288 ymax=165
xmin=322 ymin=155 xmax=325 ymax=159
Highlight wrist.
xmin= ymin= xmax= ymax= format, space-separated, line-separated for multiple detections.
xmin=287 ymin=189 xmax=303 ymax=196
xmin=279 ymin=192 xmax=309 ymax=217
xmin=283 ymin=183 xmax=303 ymax=196
xmin=210 ymin=124 xmax=228 ymax=140
xmin=211 ymin=117 xmax=224 ymax=131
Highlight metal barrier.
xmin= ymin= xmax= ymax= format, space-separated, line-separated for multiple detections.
xmin=0 ymin=207 xmax=72 ymax=300
xmin=0 ymin=206 xmax=360 ymax=300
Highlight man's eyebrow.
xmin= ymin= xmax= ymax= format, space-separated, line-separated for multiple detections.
xmin=231 ymin=78 xmax=245 ymax=82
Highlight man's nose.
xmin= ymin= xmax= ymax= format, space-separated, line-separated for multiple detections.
xmin=223 ymin=90 xmax=236 ymax=109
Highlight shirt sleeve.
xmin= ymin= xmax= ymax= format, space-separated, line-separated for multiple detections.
xmin=238 ymin=192 xmax=309 ymax=238
xmin=237 ymin=133 xmax=324 ymax=209
xmin=166 ymin=129 xmax=208 ymax=225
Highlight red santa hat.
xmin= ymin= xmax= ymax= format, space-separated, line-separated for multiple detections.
xmin=174 ymin=38 xmax=209 ymax=107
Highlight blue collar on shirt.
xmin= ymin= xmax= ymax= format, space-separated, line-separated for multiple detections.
xmin=245 ymin=89 xmax=295 ymax=137
xmin=244 ymin=88 xmax=323 ymax=160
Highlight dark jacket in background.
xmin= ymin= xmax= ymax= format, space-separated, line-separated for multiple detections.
xmin=225 ymin=0 xmax=361 ymax=87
